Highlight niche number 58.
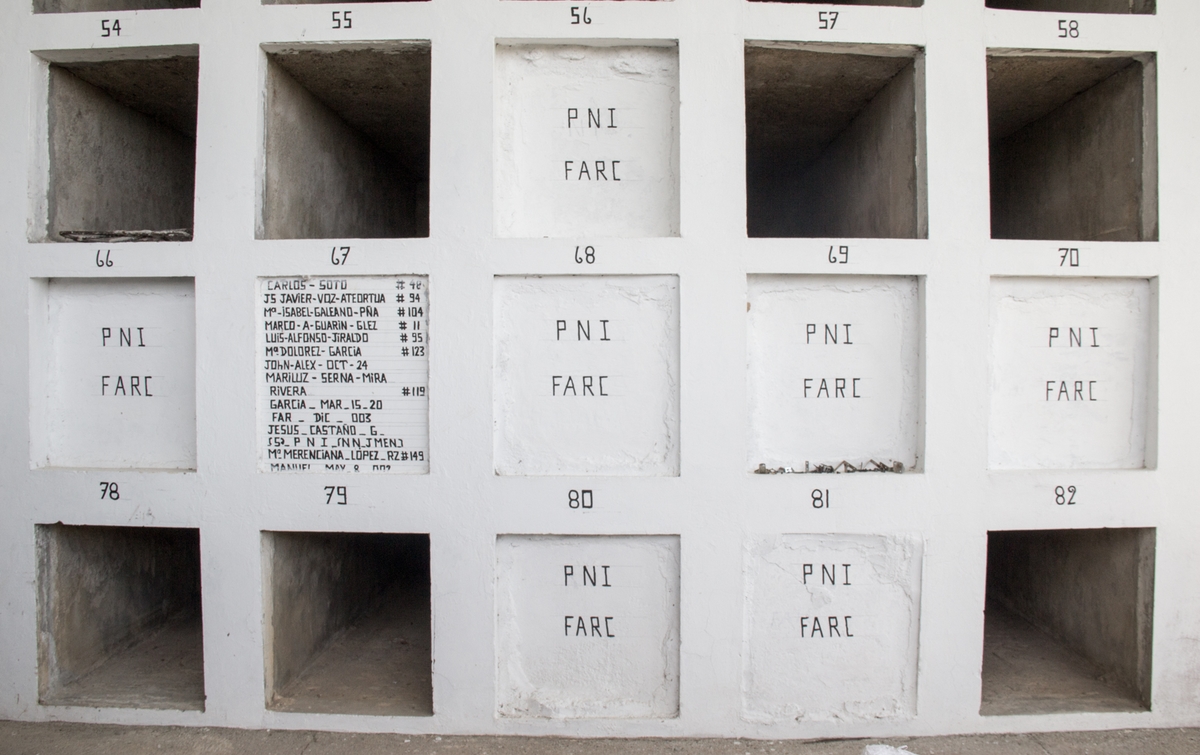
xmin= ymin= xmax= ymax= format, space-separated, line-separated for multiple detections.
xmin=1058 ymin=19 xmax=1079 ymax=38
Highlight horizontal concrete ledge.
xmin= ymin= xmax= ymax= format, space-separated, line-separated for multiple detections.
xmin=4 ymin=722 xmax=1200 ymax=755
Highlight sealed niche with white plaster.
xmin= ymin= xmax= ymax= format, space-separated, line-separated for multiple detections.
xmin=38 ymin=278 xmax=196 ymax=469
xmin=494 ymin=275 xmax=679 ymax=476
xmin=495 ymin=535 xmax=680 ymax=719
xmin=257 ymin=275 xmax=428 ymax=474
xmin=747 ymin=275 xmax=920 ymax=473
xmin=989 ymin=277 xmax=1153 ymax=470
xmin=742 ymin=534 xmax=922 ymax=723
xmin=494 ymin=44 xmax=680 ymax=238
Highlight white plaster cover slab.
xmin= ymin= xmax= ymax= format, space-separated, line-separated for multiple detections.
xmin=495 ymin=535 xmax=681 ymax=719
xmin=989 ymin=277 xmax=1152 ymax=470
xmin=493 ymin=275 xmax=680 ymax=476
xmin=42 ymin=278 xmax=196 ymax=469
xmin=494 ymin=44 xmax=680 ymax=238
xmin=743 ymin=534 xmax=922 ymax=723
xmin=747 ymin=275 xmax=921 ymax=472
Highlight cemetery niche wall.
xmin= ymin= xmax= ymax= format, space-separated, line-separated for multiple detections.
xmin=0 ymin=0 xmax=1194 ymax=743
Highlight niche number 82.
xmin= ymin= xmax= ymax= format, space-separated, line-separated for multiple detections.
xmin=1055 ymin=485 xmax=1077 ymax=506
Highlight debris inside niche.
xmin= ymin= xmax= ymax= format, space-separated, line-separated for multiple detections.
xmin=755 ymin=460 xmax=905 ymax=474
xmin=60 ymin=229 xmax=192 ymax=243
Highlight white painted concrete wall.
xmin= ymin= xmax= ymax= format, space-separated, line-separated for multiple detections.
xmin=989 ymin=277 xmax=1151 ymax=469
xmin=0 ymin=0 xmax=1197 ymax=743
xmin=495 ymin=535 xmax=680 ymax=719
xmin=493 ymin=275 xmax=679 ymax=476
xmin=38 ymin=277 xmax=196 ymax=470
xmin=494 ymin=45 xmax=680 ymax=238
xmin=743 ymin=534 xmax=922 ymax=723
xmin=747 ymin=275 xmax=921 ymax=473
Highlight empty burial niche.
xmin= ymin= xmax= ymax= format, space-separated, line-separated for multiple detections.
xmin=263 ymin=532 xmax=431 ymax=716
xmin=36 ymin=277 xmax=197 ymax=470
xmin=989 ymin=277 xmax=1153 ymax=470
xmin=37 ymin=524 xmax=203 ymax=710
xmin=989 ymin=52 xmax=1157 ymax=241
xmin=494 ymin=44 xmax=680 ymax=238
xmin=262 ymin=44 xmax=430 ymax=239
xmin=745 ymin=43 xmax=925 ymax=239
xmin=743 ymin=534 xmax=922 ymax=722
xmin=986 ymin=1 xmax=1153 ymax=13
xmin=496 ymin=535 xmax=680 ymax=718
xmin=493 ymin=275 xmax=680 ymax=476
xmin=264 ymin=0 xmax=418 ymax=5
xmin=982 ymin=528 xmax=1154 ymax=715
xmin=750 ymin=1 xmax=921 ymax=6
xmin=748 ymin=275 xmax=921 ymax=474
xmin=42 ymin=50 xmax=199 ymax=243
xmin=36 ymin=0 xmax=199 ymax=13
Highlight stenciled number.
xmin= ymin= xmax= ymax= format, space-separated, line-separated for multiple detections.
xmin=324 ymin=485 xmax=348 ymax=505
xmin=818 ymin=11 xmax=839 ymax=30
xmin=101 ymin=19 xmax=121 ymax=37
xmin=570 ymin=5 xmax=592 ymax=24
xmin=100 ymin=482 xmax=119 ymax=500
xmin=1055 ymin=485 xmax=1077 ymax=506
xmin=811 ymin=489 xmax=830 ymax=509
xmin=332 ymin=10 xmax=352 ymax=29
xmin=331 ymin=246 xmax=350 ymax=265
xmin=574 ymin=245 xmax=596 ymax=264
xmin=1059 ymin=247 xmax=1080 ymax=267
xmin=568 ymin=489 xmax=594 ymax=509
xmin=828 ymin=245 xmax=849 ymax=264
xmin=95 ymin=250 xmax=113 ymax=268
xmin=1058 ymin=19 xmax=1079 ymax=38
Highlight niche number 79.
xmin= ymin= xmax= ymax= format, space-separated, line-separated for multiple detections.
xmin=324 ymin=485 xmax=347 ymax=505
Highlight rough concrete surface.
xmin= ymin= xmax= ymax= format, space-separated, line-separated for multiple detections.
xmin=986 ymin=0 xmax=1153 ymax=13
xmin=987 ymin=55 xmax=1155 ymax=241
xmin=746 ymin=45 xmax=922 ymax=238
xmin=37 ymin=525 xmax=203 ymax=709
xmin=4 ymin=723 xmax=1200 ymax=755
xmin=262 ymin=48 xmax=428 ymax=239
xmin=981 ymin=602 xmax=1142 ymax=716
xmin=48 ymin=59 xmax=197 ymax=239
xmin=35 ymin=0 xmax=198 ymax=12
xmin=265 ymin=533 xmax=430 ymax=715
xmin=757 ymin=1 xmax=920 ymax=6
xmin=985 ymin=529 xmax=1153 ymax=709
